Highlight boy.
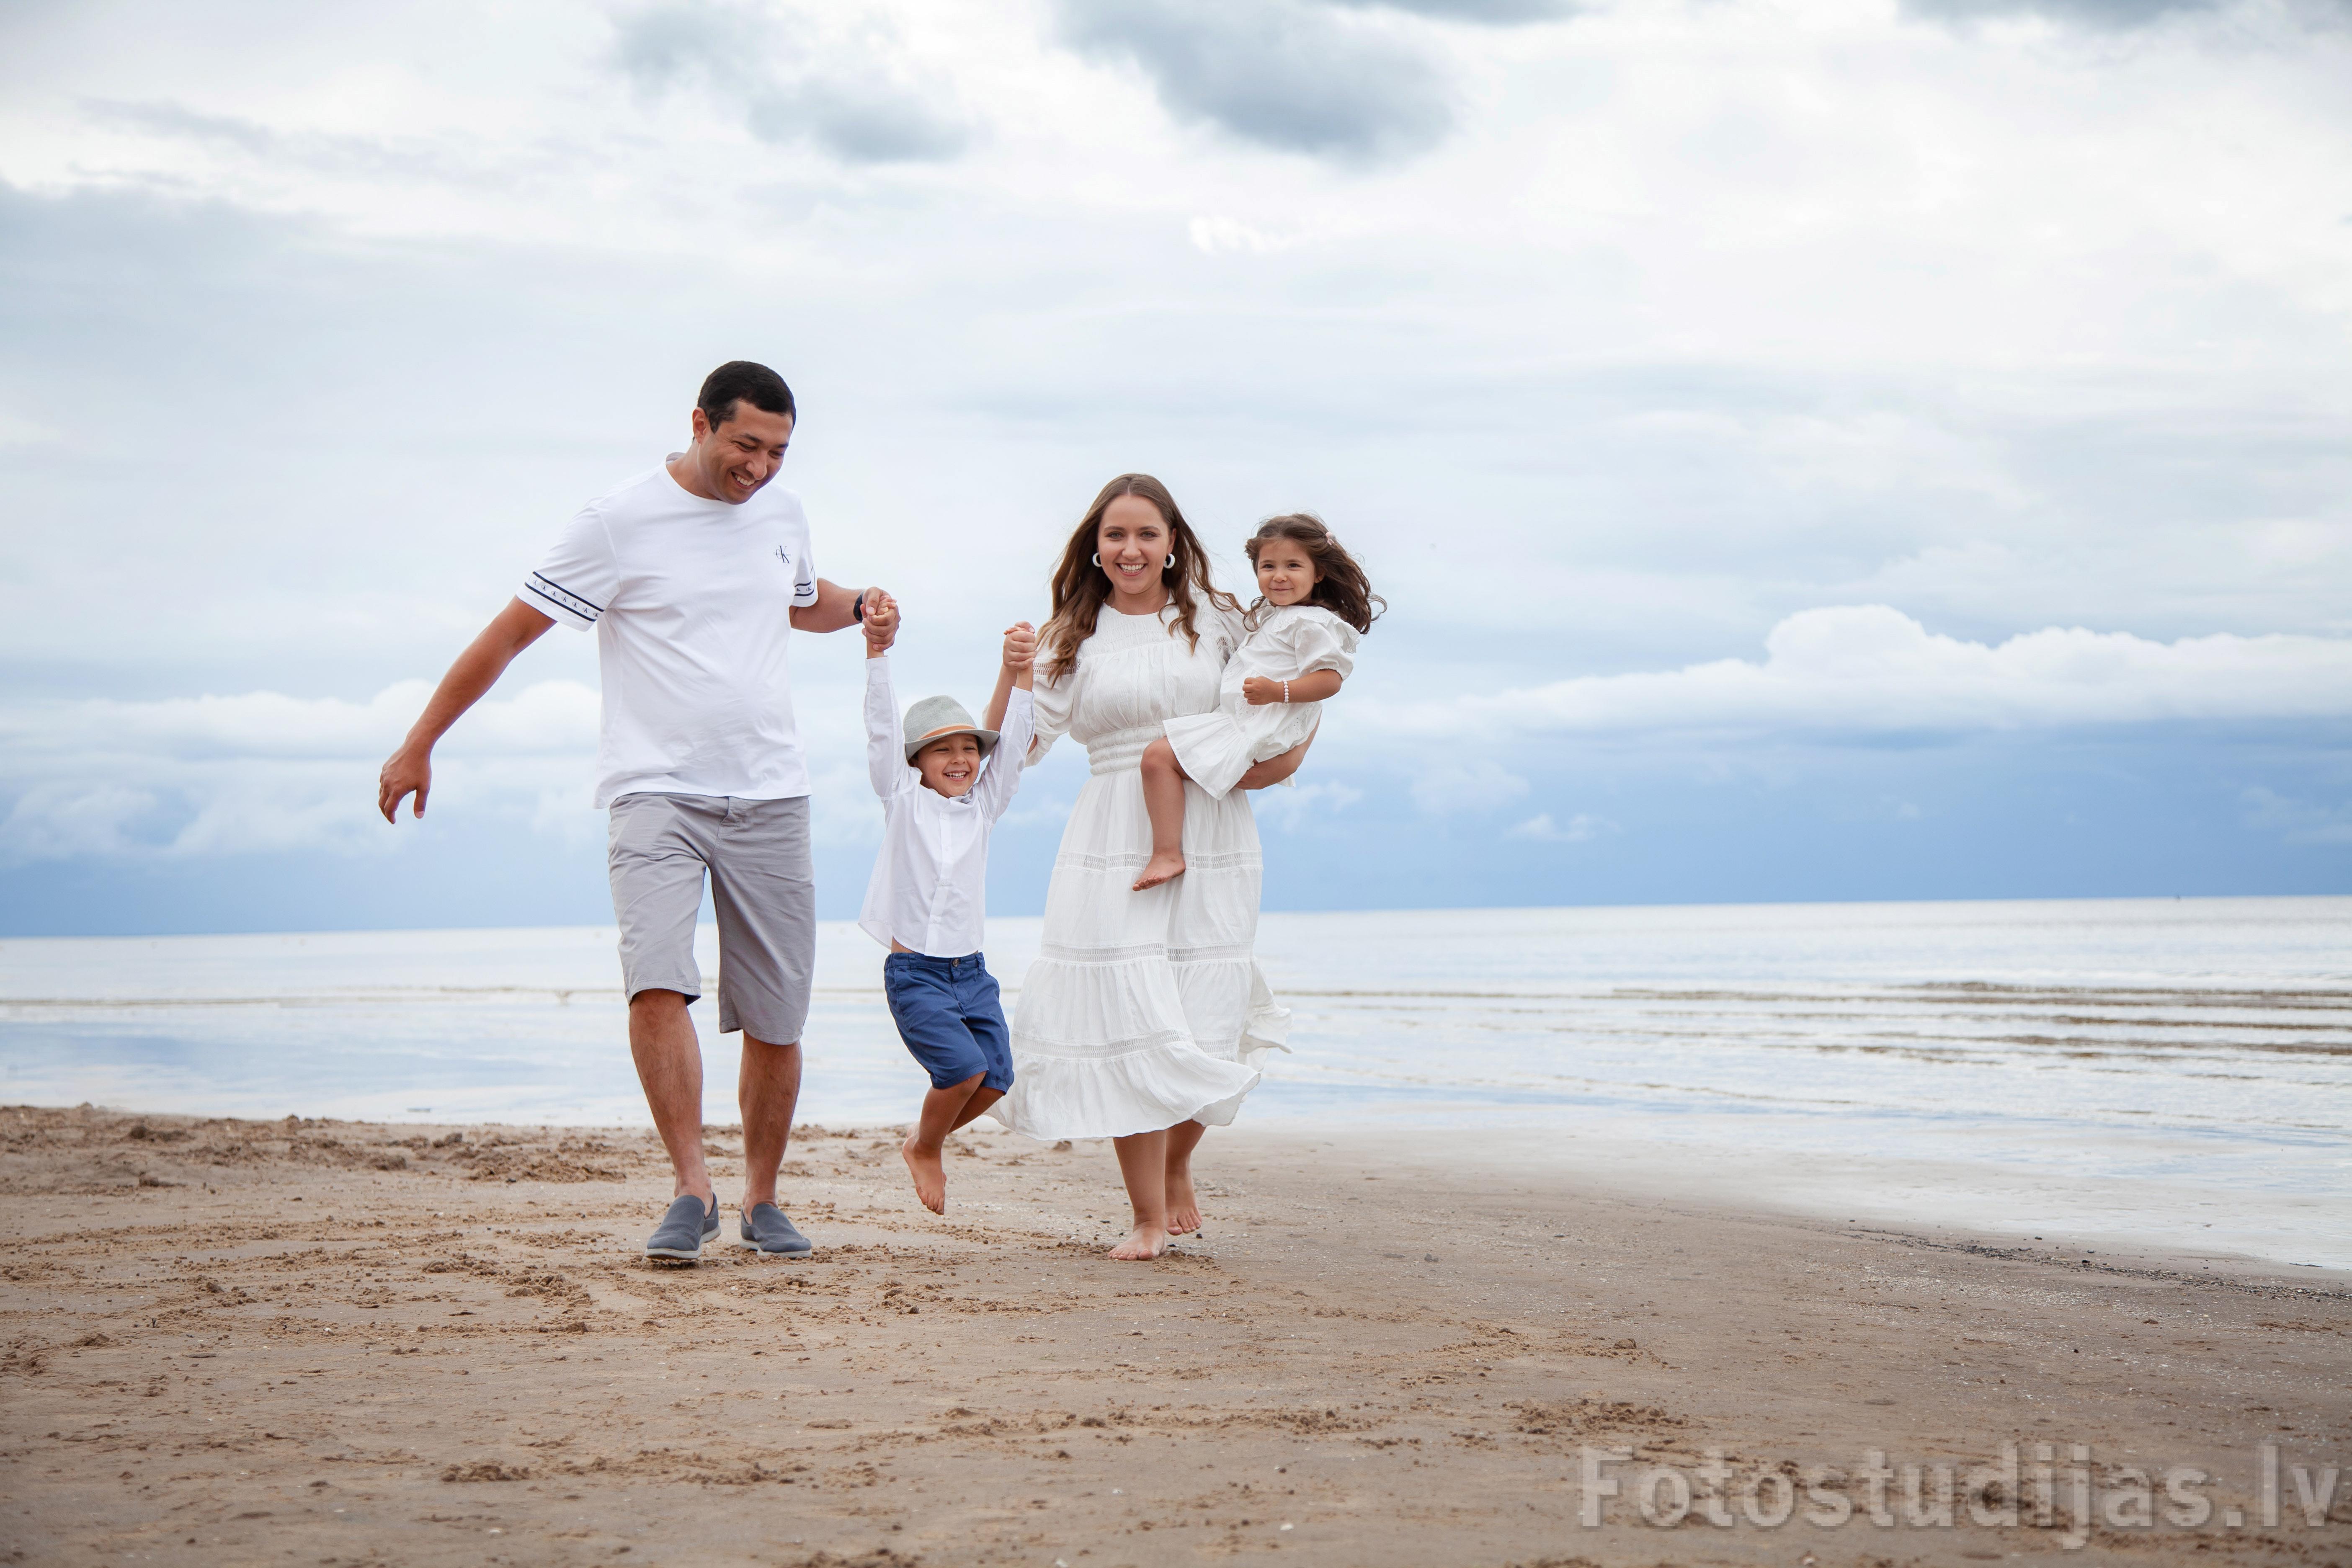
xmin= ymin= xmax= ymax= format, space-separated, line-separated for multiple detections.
xmin=860 ymin=600 xmax=1037 ymax=1213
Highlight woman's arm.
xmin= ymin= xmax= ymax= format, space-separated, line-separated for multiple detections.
xmin=1241 ymin=669 xmax=1342 ymax=707
xmin=1236 ymin=732 xmax=1314 ymax=790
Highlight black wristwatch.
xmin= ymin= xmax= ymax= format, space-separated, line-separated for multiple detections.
xmin=854 ymin=589 xmax=869 ymax=623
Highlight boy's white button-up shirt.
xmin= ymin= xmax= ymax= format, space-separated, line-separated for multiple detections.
xmin=857 ymin=656 xmax=1034 ymax=958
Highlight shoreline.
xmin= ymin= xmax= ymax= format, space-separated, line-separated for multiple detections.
xmin=4 ymin=1104 xmax=2347 ymax=1565
xmin=25 ymin=1090 xmax=2346 ymax=1276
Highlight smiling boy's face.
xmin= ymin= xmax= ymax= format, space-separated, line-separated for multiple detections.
xmin=916 ymin=734 xmax=985 ymax=797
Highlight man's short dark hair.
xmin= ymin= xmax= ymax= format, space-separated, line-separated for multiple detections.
xmin=698 ymin=361 xmax=795 ymax=429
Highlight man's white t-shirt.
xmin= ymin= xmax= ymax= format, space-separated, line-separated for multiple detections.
xmin=524 ymin=462 xmax=820 ymax=808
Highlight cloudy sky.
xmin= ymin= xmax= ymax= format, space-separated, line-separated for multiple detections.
xmin=3 ymin=0 xmax=2348 ymax=936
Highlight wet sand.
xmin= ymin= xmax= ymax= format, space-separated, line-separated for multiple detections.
xmin=2 ymin=1104 xmax=2346 ymax=1566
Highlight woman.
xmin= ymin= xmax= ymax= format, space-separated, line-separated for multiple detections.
xmin=984 ymin=474 xmax=1305 ymax=1260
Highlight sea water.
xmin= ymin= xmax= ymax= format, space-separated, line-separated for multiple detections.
xmin=2 ymin=897 xmax=2345 ymax=1266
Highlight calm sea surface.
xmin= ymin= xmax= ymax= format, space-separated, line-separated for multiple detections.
xmin=3 ymin=897 xmax=2345 ymax=1266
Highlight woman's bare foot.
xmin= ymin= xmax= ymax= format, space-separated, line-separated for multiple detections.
xmin=1109 ymin=1224 xmax=1169 ymax=1261
xmin=1165 ymin=1168 xmax=1201 ymax=1235
xmin=1131 ymin=849 xmax=1185 ymax=892
xmin=901 ymin=1135 xmax=947 ymax=1215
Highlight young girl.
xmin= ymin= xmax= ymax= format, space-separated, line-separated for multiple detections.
xmin=1133 ymin=514 xmax=1383 ymax=890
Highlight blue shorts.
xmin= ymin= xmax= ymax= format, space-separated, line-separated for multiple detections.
xmin=882 ymin=952 xmax=1013 ymax=1093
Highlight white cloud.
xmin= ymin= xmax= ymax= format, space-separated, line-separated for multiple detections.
xmin=1053 ymin=0 xmax=1456 ymax=162
xmin=1506 ymin=811 xmax=1614 ymax=842
xmin=1372 ymin=607 xmax=2352 ymax=740
xmin=0 ymin=410 xmax=61 ymax=446
xmin=611 ymin=0 xmax=972 ymax=165
xmin=2240 ymin=786 xmax=2352 ymax=846
xmin=1188 ymin=215 xmax=1297 ymax=254
xmin=0 ymin=674 xmax=924 ymax=864
xmin=0 ymin=681 xmax=600 ymax=864
xmin=1256 ymin=777 xmax=1366 ymax=831
xmin=0 ymin=680 xmax=597 ymax=762
xmin=1409 ymin=760 xmax=1530 ymax=815
xmin=2 ymin=0 xmax=2350 ymax=914
xmin=0 ymin=784 xmax=162 ymax=861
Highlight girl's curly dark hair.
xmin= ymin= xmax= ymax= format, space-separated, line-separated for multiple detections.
xmin=1244 ymin=513 xmax=1383 ymax=634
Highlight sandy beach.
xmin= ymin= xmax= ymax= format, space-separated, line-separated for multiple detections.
xmin=3 ymin=1104 xmax=2346 ymax=1566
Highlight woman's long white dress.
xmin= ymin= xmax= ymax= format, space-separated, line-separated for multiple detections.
xmin=990 ymin=603 xmax=1290 ymax=1141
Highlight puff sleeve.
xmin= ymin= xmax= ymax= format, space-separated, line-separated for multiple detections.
xmin=1025 ymin=648 xmax=1077 ymax=767
xmin=1271 ymin=607 xmax=1359 ymax=682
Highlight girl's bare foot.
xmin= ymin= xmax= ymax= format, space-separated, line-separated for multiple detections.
xmin=1165 ymin=1168 xmax=1200 ymax=1235
xmin=1109 ymin=1224 xmax=1169 ymax=1261
xmin=1131 ymin=849 xmax=1185 ymax=892
xmin=901 ymin=1135 xmax=947 ymax=1215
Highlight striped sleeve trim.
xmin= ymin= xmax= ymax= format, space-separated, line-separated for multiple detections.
xmin=524 ymin=572 xmax=602 ymax=626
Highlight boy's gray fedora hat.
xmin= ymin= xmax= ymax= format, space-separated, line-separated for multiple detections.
xmin=902 ymin=695 xmax=999 ymax=763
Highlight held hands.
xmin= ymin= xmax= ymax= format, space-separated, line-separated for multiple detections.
xmin=1002 ymin=621 xmax=1037 ymax=674
xmin=1242 ymin=675 xmax=1284 ymax=706
xmin=1002 ymin=621 xmax=1037 ymax=692
xmin=861 ymin=589 xmax=900 ymax=655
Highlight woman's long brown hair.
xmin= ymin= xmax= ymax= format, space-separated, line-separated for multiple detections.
xmin=1041 ymin=474 xmax=1239 ymax=686
xmin=1245 ymin=513 xmax=1384 ymax=634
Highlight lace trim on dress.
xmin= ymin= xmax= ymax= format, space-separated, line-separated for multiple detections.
xmin=1007 ymin=1028 xmax=1193 ymax=1057
xmin=1037 ymin=940 xmax=1180 ymax=964
xmin=1166 ymin=944 xmax=1255 ymax=965
xmin=1052 ymin=848 xmax=1264 ymax=872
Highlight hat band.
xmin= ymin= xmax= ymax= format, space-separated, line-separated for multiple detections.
xmin=913 ymin=723 xmax=977 ymax=743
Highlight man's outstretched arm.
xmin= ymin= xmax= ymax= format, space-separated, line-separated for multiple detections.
xmin=377 ymin=597 xmax=556 ymax=822
xmin=789 ymin=579 xmax=881 ymax=634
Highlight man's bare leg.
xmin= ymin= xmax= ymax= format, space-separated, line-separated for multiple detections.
xmin=901 ymin=1075 xmax=1003 ymax=1215
xmin=1132 ymin=738 xmax=1188 ymax=892
xmin=629 ymin=990 xmax=712 ymax=1206
xmin=1110 ymin=1128 xmax=1173 ymax=1260
xmin=1164 ymin=1117 xmax=1208 ymax=1235
xmin=738 ymin=1033 xmax=802 ymax=1212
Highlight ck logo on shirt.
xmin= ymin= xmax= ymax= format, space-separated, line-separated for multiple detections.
xmin=774 ymin=545 xmax=792 ymax=568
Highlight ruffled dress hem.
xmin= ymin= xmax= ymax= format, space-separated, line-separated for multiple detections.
xmin=988 ymin=1039 xmax=1260 ymax=1142
xmin=1189 ymin=966 xmax=1290 ymax=1127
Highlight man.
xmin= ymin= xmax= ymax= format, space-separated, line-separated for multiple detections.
xmin=377 ymin=360 xmax=893 ymax=1263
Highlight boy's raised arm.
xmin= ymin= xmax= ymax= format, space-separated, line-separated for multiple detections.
xmin=863 ymin=597 xmax=907 ymax=799
xmin=975 ymin=623 xmax=1037 ymax=821
xmin=980 ymin=621 xmax=1032 ymax=732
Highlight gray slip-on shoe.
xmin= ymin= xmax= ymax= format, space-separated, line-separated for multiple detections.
xmin=645 ymin=1195 xmax=719 ymax=1263
xmin=740 ymin=1202 xmax=812 ymax=1256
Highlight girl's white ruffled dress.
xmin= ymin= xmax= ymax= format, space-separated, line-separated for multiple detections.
xmin=991 ymin=604 xmax=1289 ymax=1141
xmin=1163 ymin=603 xmax=1359 ymax=799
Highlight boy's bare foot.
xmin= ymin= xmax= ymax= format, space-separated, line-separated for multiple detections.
xmin=1109 ymin=1224 xmax=1169 ymax=1261
xmin=1131 ymin=849 xmax=1185 ymax=892
xmin=901 ymin=1135 xmax=947 ymax=1215
xmin=1165 ymin=1168 xmax=1201 ymax=1236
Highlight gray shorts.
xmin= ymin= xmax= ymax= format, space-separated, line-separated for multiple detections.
xmin=607 ymin=793 xmax=814 ymax=1044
